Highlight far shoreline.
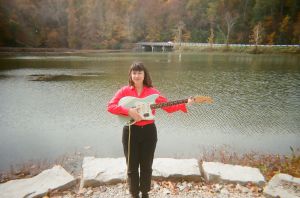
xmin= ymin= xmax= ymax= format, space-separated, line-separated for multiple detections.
xmin=0 ymin=47 xmax=131 ymax=56
xmin=0 ymin=45 xmax=299 ymax=56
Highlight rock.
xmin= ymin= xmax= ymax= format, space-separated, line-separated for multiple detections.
xmin=86 ymin=189 xmax=93 ymax=195
xmin=153 ymin=181 xmax=160 ymax=191
xmin=236 ymin=183 xmax=250 ymax=193
xmin=0 ymin=165 xmax=76 ymax=198
xmin=220 ymin=188 xmax=230 ymax=195
xmin=178 ymin=182 xmax=187 ymax=191
xmin=152 ymin=158 xmax=201 ymax=181
xmin=100 ymin=186 xmax=107 ymax=192
xmin=201 ymin=161 xmax=265 ymax=186
xmin=264 ymin=173 xmax=300 ymax=198
xmin=81 ymin=157 xmax=126 ymax=187
xmin=163 ymin=188 xmax=171 ymax=195
xmin=78 ymin=188 xmax=87 ymax=194
xmin=117 ymin=183 xmax=123 ymax=189
xmin=214 ymin=183 xmax=223 ymax=192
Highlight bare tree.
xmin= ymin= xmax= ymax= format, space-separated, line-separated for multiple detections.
xmin=250 ymin=22 xmax=264 ymax=53
xmin=224 ymin=12 xmax=239 ymax=47
xmin=176 ymin=20 xmax=185 ymax=46
xmin=208 ymin=27 xmax=214 ymax=48
xmin=207 ymin=2 xmax=217 ymax=48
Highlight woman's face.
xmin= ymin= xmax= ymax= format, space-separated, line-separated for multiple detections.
xmin=131 ymin=70 xmax=145 ymax=86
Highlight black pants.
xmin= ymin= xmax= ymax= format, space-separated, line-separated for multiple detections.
xmin=122 ymin=123 xmax=157 ymax=195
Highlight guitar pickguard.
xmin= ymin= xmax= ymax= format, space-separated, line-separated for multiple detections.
xmin=118 ymin=94 xmax=159 ymax=123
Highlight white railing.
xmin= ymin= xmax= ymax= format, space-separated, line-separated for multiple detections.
xmin=137 ymin=42 xmax=300 ymax=47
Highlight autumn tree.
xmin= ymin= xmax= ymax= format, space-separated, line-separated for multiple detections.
xmin=0 ymin=0 xmax=300 ymax=48
xmin=278 ymin=15 xmax=291 ymax=44
xmin=224 ymin=12 xmax=239 ymax=47
xmin=207 ymin=1 xmax=218 ymax=47
xmin=67 ymin=0 xmax=80 ymax=48
xmin=174 ymin=20 xmax=185 ymax=45
xmin=250 ymin=22 xmax=264 ymax=53
xmin=292 ymin=12 xmax=300 ymax=44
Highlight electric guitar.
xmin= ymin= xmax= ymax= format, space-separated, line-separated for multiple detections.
xmin=118 ymin=94 xmax=213 ymax=125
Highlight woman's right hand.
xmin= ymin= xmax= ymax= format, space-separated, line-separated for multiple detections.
xmin=128 ymin=108 xmax=143 ymax=122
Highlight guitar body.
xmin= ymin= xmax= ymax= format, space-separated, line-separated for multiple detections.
xmin=118 ymin=94 xmax=159 ymax=123
xmin=117 ymin=94 xmax=213 ymax=125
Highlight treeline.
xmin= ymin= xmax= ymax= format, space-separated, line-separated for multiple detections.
xmin=0 ymin=0 xmax=299 ymax=49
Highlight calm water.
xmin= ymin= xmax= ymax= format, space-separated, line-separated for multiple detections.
xmin=0 ymin=52 xmax=299 ymax=171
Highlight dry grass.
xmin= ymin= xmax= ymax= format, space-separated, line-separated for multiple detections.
xmin=176 ymin=45 xmax=300 ymax=54
xmin=0 ymin=151 xmax=83 ymax=183
xmin=1 ymin=147 xmax=299 ymax=184
xmin=200 ymin=146 xmax=300 ymax=181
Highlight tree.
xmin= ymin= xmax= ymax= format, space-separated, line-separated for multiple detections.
xmin=224 ymin=12 xmax=239 ymax=47
xmin=252 ymin=0 xmax=280 ymax=22
xmin=278 ymin=15 xmax=291 ymax=44
xmin=185 ymin=0 xmax=210 ymax=42
xmin=208 ymin=27 xmax=214 ymax=48
xmin=67 ymin=0 xmax=80 ymax=48
xmin=175 ymin=20 xmax=185 ymax=45
xmin=250 ymin=22 xmax=264 ymax=53
xmin=292 ymin=12 xmax=300 ymax=44
xmin=207 ymin=1 xmax=218 ymax=47
xmin=1 ymin=0 xmax=300 ymax=48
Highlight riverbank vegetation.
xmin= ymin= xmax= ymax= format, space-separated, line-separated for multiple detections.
xmin=0 ymin=0 xmax=299 ymax=49
xmin=174 ymin=45 xmax=300 ymax=54
xmin=201 ymin=147 xmax=300 ymax=181
xmin=1 ymin=147 xmax=299 ymax=184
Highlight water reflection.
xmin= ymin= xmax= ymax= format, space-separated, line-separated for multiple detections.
xmin=28 ymin=72 xmax=106 ymax=81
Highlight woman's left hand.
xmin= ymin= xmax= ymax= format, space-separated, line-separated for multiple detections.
xmin=187 ymin=96 xmax=195 ymax=105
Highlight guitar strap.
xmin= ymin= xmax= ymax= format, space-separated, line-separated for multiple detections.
xmin=127 ymin=123 xmax=131 ymax=177
xmin=126 ymin=120 xmax=135 ymax=181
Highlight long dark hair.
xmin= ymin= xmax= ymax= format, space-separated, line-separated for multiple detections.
xmin=128 ymin=62 xmax=153 ymax=87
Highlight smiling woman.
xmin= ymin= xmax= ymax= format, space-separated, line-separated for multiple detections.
xmin=129 ymin=62 xmax=151 ymax=97
xmin=107 ymin=61 xmax=195 ymax=198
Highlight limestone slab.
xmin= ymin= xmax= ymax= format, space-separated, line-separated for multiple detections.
xmin=0 ymin=165 xmax=76 ymax=198
xmin=264 ymin=173 xmax=300 ymax=198
xmin=81 ymin=157 xmax=127 ymax=187
xmin=152 ymin=158 xmax=201 ymax=181
xmin=201 ymin=161 xmax=265 ymax=186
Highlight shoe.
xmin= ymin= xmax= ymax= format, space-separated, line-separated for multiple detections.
xmin=141 ymin=193 xmax=149 ymax=198
xmin=131 ymin=193 xmax=140 ymax=198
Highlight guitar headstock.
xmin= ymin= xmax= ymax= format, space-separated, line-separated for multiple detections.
xmin=192 ymin=96 xmax=213 ymax=104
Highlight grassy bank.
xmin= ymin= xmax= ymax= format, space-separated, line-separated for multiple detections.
xmin=0 ymin=47 xmax=131 ymax=56
xmin=200 ymin=147 xmax=300 ymax=181
xmin=1 ymin=45 xmax=299 ymax=55
xmin=174 ymin=45 xmax=300 ymax=54
xmin=1 ymin=147 xmax=299 ymax=184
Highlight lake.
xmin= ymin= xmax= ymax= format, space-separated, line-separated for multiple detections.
xmin=0 ymin=52 xmax=299 ymax=171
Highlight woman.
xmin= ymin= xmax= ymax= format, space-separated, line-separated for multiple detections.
xmin=107 ymin=62 xmax=194 ymax=198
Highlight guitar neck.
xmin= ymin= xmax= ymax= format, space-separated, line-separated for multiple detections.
xmin=150 ymin=98 xmax=188 ymax=109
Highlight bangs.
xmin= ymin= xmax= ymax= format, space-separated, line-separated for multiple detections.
xmin=130 ymin=62 xmax=145 ymax=71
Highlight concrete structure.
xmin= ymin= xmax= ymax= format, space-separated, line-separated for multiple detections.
xmin=0 ymin=165 xmax=76 ymax=198
xmin=81 ymin=157 xmax=127 ymax=187
xmin=2 ymin=157 xmax=298 ymax=197
xmin=152 ymin=158 xmax=201 ymax=181
xmin=201 ymin=161 xmax=265 ymax=186
xmin=264 ymin=173 xmax=300 ymax=198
